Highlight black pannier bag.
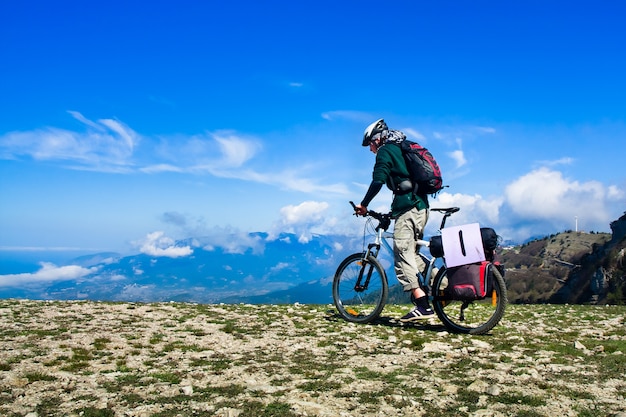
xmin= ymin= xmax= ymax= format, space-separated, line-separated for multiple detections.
xmin=480 ymin=227 xmax=499 ymax=261
xmin=446 ymin=261 xmax=505 ymax=300
xmin=429 ymin=235 xmax=444 ymax=258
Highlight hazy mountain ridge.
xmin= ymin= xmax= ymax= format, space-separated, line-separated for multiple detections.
xmin=2 ymin=213 xmax=625 ymax=305
xmin=0 ymin=233 xmax=363 ymax=303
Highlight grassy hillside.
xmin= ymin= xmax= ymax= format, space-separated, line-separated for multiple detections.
xmin=498 ymin=231 xmax=618 ymax=303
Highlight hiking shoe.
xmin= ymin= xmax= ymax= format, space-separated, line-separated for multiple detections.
xmin=399 ymin=306 xmax=434 ymax=322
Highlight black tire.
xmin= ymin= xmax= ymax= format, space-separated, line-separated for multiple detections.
xmin=332 ymin=253 xmax=388 ymax=323
xmin=431 ymin=264 xmax=507 ymax=335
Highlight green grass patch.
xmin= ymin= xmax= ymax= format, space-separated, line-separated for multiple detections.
xmin=24 ymin=371 xmax=57 ymax=382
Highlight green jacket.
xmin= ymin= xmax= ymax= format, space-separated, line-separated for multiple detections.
xmin=371 ymin=142 xmax=428 ymax=217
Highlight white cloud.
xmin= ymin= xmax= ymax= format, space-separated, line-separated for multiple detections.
xmin=320 ymin=110 xmax=372 ymax=122
xmin=535 ymin=157 xmax=575 ymax=167
xmin=403 ymin=128 xmax=426 ymax=142
xmin=137 ymin=231 xmax=193 ymax=258
xmin=475 ymin=126 xmax=496 ymax=134
xmin=110 ymin=274 xmax=127 ymax=281
xmin=497 ymin=167 xmax=626 ymax=239
xmin=140 ymin=163 xmax=182 ymax=174
xmin=448 ymin=149 xmax=467 ymax=168
xmin=269 ymin=262 xmax=290 ymax=274
xmin=200 ymin=228 xmax=265 ymax=255
xmin=280 ymin=201 xmax=329 ymax=225
xmin=67 ymin=110 xmax=103 ymax=130
xmin=212 ymin=131 xmax=261 ymax=168
xmin=269 ymin=201 xmax=338 ymax=242
xmin=156 ymin=131 xmax=262 ymax=173
xmin=0 ymin=262 xmax=98 ymax=287
xmin=99 ymin=118 xmax=137 ymax=152
xmin=504 ymin=168 xmax=609 ymax=222
xmin=424 ymin=168 xmax=624 ymax=242
xmin=158 ymin=213 xmax=266 ymax=255
xmin=244 ymin=169 xmax=351 ymax=195
xmin=1 ymin=113 xmax=351 ymax=197
xmin=430 ymin=192 xmax=503 ymax=233
xmin=160 ymin=131 xmax=350 ymax=196
xmin=0 ymin=111 xmax=139 ymax=171
xmin=608 ymin=185 xmax=625 ymax=200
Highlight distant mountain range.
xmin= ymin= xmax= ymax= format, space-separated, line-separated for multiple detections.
xmin=2 ymin=211 xmax=624 ymax=305
xmin=0 ymin=233 xmax=392 ymax=304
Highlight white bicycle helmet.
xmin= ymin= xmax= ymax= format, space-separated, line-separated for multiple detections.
xmin=362 ymin=118 xmax=388 ymax=146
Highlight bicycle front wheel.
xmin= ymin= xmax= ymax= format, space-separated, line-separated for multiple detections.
xmin=332 ymin=253 xmax=388 ymax=324
xmin=432 ymin=264 xmax=507 ymax=335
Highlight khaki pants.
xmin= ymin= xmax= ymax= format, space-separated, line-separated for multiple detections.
xmin=393 ymin=206 xmax=429 ymax=292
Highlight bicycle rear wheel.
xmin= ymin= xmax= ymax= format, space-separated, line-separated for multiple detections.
xmin=431 ymin=264 xmax=507 ymax=335
xmin=332 ymin=253 xmax=388 ymax=324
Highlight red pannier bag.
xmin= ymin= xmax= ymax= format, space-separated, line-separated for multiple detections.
xmin=446 ymin=261 xmax=503 ymax=300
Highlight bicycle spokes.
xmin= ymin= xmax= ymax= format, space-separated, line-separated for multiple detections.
xmin=431 ymin=265 xmax=507 ymax=335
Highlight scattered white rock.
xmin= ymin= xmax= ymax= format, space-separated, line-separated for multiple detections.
xmin=486 ymin=384 xmax=501 ymax=396
xmin=1 ymin=299 xmax=624 ymax=417
xmin=467 ymin=379 xmax=489 ymax=393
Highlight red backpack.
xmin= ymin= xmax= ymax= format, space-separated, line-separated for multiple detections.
xmin=400 ymin=140 xmax=443 ymax=195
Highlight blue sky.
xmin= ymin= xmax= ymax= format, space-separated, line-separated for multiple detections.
xmin=1 ymin=0 xmax=625 ymax=259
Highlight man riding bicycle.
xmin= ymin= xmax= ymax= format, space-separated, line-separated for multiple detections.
xmin=355 ymin=119 xmax=435 ymax=322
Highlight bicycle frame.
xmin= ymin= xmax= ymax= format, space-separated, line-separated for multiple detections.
xmin=362 ymin=218 xmax=438 ymax=294
xmin=349 ymin=201 xmax=459 ymax=294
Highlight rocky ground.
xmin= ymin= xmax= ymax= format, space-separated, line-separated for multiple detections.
xmin=0 ymin=299 xmax=625 ymax=417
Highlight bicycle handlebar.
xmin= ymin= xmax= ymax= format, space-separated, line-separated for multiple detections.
xmin=349 ymin=202 xmax=460 ymax=231
xmin=349 ymin=201 xmax=392 ymax=231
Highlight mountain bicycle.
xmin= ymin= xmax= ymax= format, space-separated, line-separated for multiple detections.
xmin=332 ymin=202 xmax=507 ymax=335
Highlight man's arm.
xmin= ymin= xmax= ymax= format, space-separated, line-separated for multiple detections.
xmin=355 ymin=181 xmax=384 ymax=215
